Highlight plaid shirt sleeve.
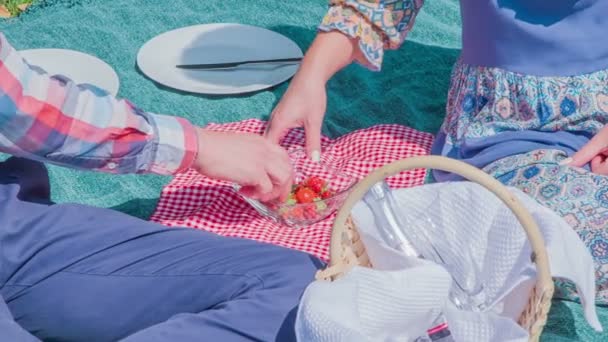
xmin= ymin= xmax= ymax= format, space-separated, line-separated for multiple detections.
xmin=0 ymin=33 xmax=198 ymax=175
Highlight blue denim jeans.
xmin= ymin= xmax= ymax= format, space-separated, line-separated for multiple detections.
xmin=0 ymin=157 xmax=322 ymax=341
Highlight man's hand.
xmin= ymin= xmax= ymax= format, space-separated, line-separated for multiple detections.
xmin=568 ymin=125 xmax=608 ymax=175
xmin=193 ymin=128 xmax=293 ymax=202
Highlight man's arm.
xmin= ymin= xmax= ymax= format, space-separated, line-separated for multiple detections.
xmin=0 ymin=33 xmax=197 ymax=175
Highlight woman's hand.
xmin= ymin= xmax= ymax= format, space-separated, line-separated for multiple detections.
xmin=568 ymin=125 xmax=608 ymax=175
xmin=265 ymin=75 xmax=327 ymax=161
xmin=192 ymin=128 xmax=293 ymax=202
xmin=265 ymin=31 xmax=361 ymax=161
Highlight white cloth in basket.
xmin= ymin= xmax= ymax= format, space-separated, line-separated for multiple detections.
xmin=296 ymin=260 xmax=451 ymax=341
xmin=295 ymin=182 xmax=602 ymax=342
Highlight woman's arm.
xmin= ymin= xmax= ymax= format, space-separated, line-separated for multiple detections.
xmin=320 ymin=0 xmax=425 ymax=70
xmin=295 ymin=31 xmax=360 ymax=85
xmin=266 ymin=0 xmax=425 ymax=158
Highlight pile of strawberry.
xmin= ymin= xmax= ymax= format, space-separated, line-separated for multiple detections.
xmin=270 ymin=176 xmax=336 ymax=222
xmin=288 ymin=176 xmax=334 ymax=204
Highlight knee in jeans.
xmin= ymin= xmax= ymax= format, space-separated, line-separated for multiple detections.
xmin=260 ymin=250 xmax=323 ymax=293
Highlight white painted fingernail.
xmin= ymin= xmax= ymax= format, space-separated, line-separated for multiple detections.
xmin=559 ymin=157 xmax=573 ymax=166
xmin=311 ymin=150 xmax=321 ymax=162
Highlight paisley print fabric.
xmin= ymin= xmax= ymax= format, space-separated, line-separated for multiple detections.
xmin=484 ymin=149 xmax=608 ymax=304
xmin=319 ymin=0 xmax=424 ymax=70
xmin=441 ymin=60 xmax=608 ymax=151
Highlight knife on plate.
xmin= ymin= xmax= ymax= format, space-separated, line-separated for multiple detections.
xmin=176 ymin=57 xmax=302 ymax=70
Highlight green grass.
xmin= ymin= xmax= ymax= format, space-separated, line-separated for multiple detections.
xmin=0 ymin=0 xmax=34 ymax=16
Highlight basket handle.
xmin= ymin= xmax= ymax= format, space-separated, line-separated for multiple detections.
xmin=330 ymin=155 xmax=552 ymax=286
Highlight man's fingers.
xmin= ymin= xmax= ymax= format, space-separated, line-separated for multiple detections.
xmin=264 ymin=149 xmax=294 ymax=202
xmin=255 ymin=175 xmax=274 ymax=198
xmin=271 ymin=169 xmax=293 ymax=202
xmin=240 ymin=174 xmax=274 ymax=201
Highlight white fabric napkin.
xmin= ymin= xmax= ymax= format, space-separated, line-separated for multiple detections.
xmin=295 ymin=182 xmax=602 ymax=342
xmin=296 ymin=260 xmax=451 ymax=342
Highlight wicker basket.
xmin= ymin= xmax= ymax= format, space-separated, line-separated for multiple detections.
xmin=316 ymin=156 xmax=554 ymax=341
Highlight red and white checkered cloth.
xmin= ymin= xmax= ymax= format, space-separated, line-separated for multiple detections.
xmin=150 ymin=119 xmax=434 ymax=261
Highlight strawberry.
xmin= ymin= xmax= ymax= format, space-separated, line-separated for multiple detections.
xmin=320 ymin=190 xmax=333 ymax=199
xmin=295 ymin=187 xmax=316 ymax=204
xmin=304 ymin=205 xmax=317 ymax=219
xmin=306 ymin=176 xmax=326 ymax=194
xmin=290 ymin=206 xmax=305 ymax=219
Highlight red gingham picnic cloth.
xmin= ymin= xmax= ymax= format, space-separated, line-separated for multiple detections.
xmin=150 ymin=119 xmax=434 ymax=261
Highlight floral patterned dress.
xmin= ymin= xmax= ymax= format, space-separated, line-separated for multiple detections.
xmin=319 ymin=0 xmax=608 ymax=303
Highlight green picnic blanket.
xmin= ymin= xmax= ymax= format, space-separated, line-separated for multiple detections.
xmin=0 ymin=0 xmax=606 ymax=340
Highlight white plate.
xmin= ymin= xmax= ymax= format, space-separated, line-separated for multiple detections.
xmin=137 ymin=23 xmax=303 ymax=95
xmin=20 ymin=49 xmax=120 ymax=96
